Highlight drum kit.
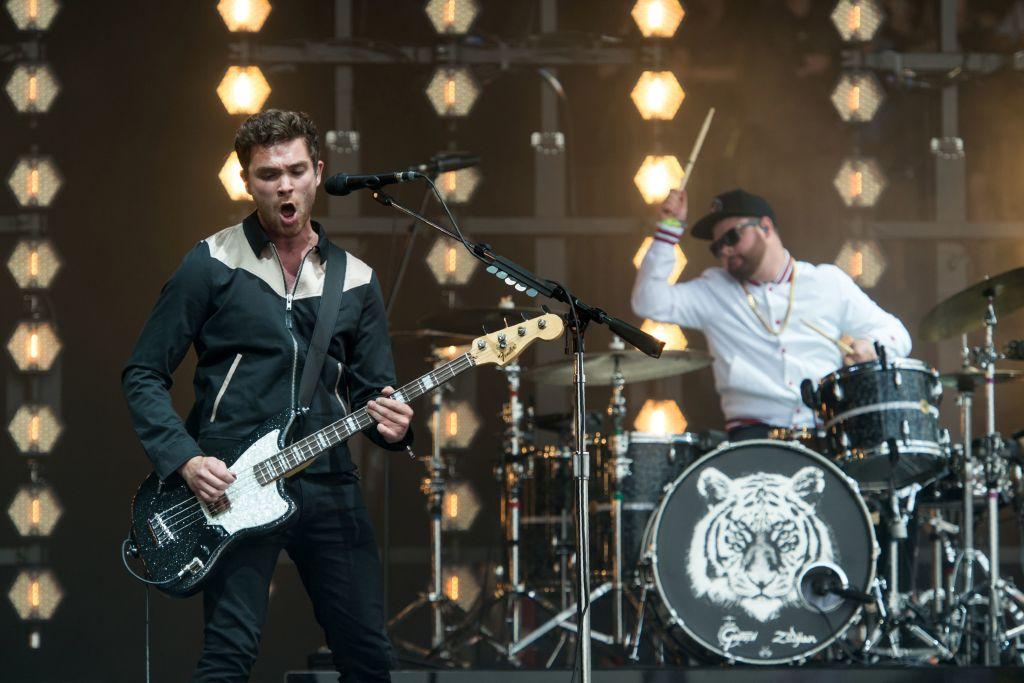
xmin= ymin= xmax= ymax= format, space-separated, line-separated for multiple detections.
xmin=388 ymin=268 xmax=1024 ymax=668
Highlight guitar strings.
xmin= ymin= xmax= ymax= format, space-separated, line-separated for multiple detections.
xmin=153 ymin=355 xmax=475 ymax=537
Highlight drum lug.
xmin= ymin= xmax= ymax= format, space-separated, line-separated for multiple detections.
xmin=893 ymin=369 xmax=902 ymax=387
xmin=614 ymin=456 xmax=633 ymax=481
xmin=840 ymin=431 xmax=851 ymax=449
xmin=832 ymin=382 xmax=844 ymax=401
xmin=901 ymin=419 xmax=911 ymax=444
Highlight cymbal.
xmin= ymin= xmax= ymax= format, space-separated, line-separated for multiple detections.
xmin=391 ymin=328 xmax=475 ymax=347
xmin=526 ymin=349 xmax=712 ymax=386
xmin=920 ymin=267 xmax=1024 ymax=342
xmin=939 ymin=366 xmax=1023 ymax=389
xmin=416 ymin=308 xmax=548 ymax=336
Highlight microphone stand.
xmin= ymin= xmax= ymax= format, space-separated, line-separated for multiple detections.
xmin=368 ymin=186 xmax=663 ymax=682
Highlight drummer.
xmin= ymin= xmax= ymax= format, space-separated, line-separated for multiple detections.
xmin=632 ymin=188 xmax=912 ymax=442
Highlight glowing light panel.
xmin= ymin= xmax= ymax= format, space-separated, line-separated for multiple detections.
xmin=633 ymin=155 xmax=684 ymax=205
xmin=630 ymin=70 xmax=685 ymax=120
xmin=7 ymin=238 xmax=61 ymax=290
xmin=425 ymin=68 xmax=480 ymax=117
xmin=216 ymin=66 xmax=271 ymax=115
xmin=634 ymin=399 xmax=687 ymax=434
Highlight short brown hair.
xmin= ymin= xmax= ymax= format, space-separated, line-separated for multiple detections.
xmin=234 ymin=109 xmax=320 ymax=174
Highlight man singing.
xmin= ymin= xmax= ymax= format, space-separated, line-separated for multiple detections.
xmin=123 ymin=109 xmax=412 ymax=681
xmin=632 ymin=188 xmax=911 ymax=441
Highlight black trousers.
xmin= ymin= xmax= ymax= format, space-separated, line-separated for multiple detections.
xmin=193 ymin=474 xmax=393 ymax=682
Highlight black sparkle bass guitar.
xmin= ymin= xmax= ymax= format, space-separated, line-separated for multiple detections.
xmin=126 ymin=314 xmax=563 ymax=597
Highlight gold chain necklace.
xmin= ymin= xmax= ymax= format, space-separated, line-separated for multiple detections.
xmin=741 ymin=261 xmax=796 ymax=336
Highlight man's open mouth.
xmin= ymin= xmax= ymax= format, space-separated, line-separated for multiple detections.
xmin=280 ymin=202 xmax=297 ymax=219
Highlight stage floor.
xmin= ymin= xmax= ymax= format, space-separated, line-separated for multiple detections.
xmin=286 ymin=667 xmax=1023 ymax=682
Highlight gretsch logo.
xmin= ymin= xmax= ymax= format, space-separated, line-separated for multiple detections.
xmin=717 ymin=617 xmax=758 ymax=652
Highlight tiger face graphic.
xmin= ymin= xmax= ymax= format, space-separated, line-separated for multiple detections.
xmin=686 ymin=466 xmax=834 ymax=623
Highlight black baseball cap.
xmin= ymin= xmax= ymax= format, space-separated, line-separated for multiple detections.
xmin=690 ymin=189 xmax=776 ymax=240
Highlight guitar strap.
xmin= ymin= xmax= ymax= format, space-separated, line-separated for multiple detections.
xmin=297 ymin=241 xmax=347 ymax=413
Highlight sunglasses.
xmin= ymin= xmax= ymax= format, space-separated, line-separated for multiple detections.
xmin=709 ymin=220 xmax=761 ymax=258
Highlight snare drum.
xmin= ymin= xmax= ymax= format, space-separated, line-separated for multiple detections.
xmin=640 ymin=440 xmax=877 ymax=664
xmin=814 ymin=358 xmax=948 ymax=488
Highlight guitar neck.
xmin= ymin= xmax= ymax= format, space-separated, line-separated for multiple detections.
xmin=254 ymin=352 xmax=476 ymax=484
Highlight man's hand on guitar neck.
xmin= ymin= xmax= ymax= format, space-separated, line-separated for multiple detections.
xmin=366 ymin=386 xmax=413 ymax=443
xmin=179 ymin=455 xmax=237 ymax=503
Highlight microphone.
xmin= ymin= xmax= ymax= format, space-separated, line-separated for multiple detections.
xmin=324 ymin=170 xmax=420 ymax=197
xmin=407 ymin=153 xmax=479 ymax=177
xmin=798 ymin=563 xmax=873 ymax=613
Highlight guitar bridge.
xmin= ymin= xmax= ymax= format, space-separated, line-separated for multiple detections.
xmin=147 ymin=513 xmax=175 ymax=548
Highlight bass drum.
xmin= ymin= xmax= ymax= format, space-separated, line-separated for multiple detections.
xmin=641 ymin=440 xmax=877 ymax=664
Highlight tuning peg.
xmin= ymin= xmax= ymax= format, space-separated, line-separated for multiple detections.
xmin=503 ymin=316 xmax=510 ymax=328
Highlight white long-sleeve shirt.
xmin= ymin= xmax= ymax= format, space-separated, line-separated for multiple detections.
xmin=632 ymin=239 xmax=912 ymax=429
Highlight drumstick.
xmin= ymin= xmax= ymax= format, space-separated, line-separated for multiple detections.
xmin=801 ymin=318 xmax=855 ymax=355
xmin=678 ymin=107 xmax=715 ymax=193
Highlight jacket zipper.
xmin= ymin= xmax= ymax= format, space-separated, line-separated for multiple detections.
xmin=209 ymin=353 xmax=243 ymax=423
xmin=270 ymin=243 xmax=313 ymax=416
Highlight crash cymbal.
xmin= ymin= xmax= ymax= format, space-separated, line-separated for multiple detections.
xmin=920 ymin=267 xmax=1024 ymax=342
xmin=939 ymin=366 xmax=1023 ymax=389
xmin=416 ymin=308 xmax=547 ymax=336
xmin=525 ymin=349 xmax=712 ymax=386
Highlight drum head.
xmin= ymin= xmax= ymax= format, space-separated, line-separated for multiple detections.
xmin=649 ymin=440 xmax=875 ymax=664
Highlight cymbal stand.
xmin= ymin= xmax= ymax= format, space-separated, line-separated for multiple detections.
xmin=953 ymin=331 xmax=981 ymax=663
xmin=606 ymin=337 xmax=630 ymax=646
xmin=387 ymin=376 xmax=465 ymax=663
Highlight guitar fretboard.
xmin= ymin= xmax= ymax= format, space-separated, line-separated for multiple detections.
xmin=253 ymin=352 xmax=476 ymax=485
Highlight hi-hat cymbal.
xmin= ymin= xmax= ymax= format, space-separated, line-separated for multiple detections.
xmin=939 ymin=366 xmax=1023 ymax=389
xmin=526 ymin=349 xmax=712 ymax=386
xmin=417 ymin=307 xmax=548 ymax=336
xmin=920 ymin=267 xmax=1024 ymax=342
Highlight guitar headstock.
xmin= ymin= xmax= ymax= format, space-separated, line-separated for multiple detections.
xmin=469 ymin=313 xmax=564 ymax=367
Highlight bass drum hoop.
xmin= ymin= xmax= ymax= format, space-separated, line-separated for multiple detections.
xmin=642 ymin=438 xmax=879 ymax=665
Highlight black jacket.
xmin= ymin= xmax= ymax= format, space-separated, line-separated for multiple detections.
xmin=122 ymin=212 xmax=411 ymax=480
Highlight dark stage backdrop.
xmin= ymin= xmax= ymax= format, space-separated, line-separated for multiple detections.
xmin=2 ymin=1 xmax=1024 ymax=681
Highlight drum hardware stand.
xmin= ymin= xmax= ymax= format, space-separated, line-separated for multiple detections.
xmin=862 ymin=485 xmax=953 ymax=662
xmin=387 ymin=379 xmax=467 ymax=663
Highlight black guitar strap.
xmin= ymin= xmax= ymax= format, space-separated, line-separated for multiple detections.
xmin=297 ymin=242 xmax=347 ymax=412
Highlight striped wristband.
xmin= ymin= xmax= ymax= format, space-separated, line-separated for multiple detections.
xmin=654 ymin=219 xmax=685 ymax=245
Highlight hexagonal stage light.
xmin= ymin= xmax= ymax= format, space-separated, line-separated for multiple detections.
xmin=833 ymin=157 xmax=886 ymax=208
xmin=425 ymin=67 xmax=480 ymax=118
xmin=5 ymin=0 xmax=60 ymax=31
xmin=633 ymin=155 xmax=683 ymax=205
xmin=8 ymin=570 xmax=62 ymax=620
xmin=426 ymin=400 xmax=480 ymax=449
xmin=831 ymin=0 xmax=883 ymax=43
xmin=633 ymin=399 xmax=687 ymax=435
xmin=7 ymin=154 xmax=61 ymax=207
xmin=5 ymin=63 xmax=59 ymax=113
xmin=630 ymin=71 xmax=685 ymax=120
xmin=632 ymin=236 xmax=687 ymax=282
xmin=830 ymin=71 xmax=884 ymax=123
xmin=216 ymin=0 xmax=271 ymax=32
xmin=631 ymin=0 xmax=685 ymax=38
xmin=8 ymin=483 xmax=62 ymax=536
xmin=7 ymin=238 xmax=61 ymax=290
xmin=8 ymin=404 xmax=62 ymax=453
xmin=425 ymin=0 xmax=479 ymax=35
xmin=640 ymin=319 xmax=688 ymax=351
xmin=7 ymin=320 xmax=61 ymax=372
xmin=219 ymin=151 xmax=252 ymax=201
xmin=441 ymin=480 xmax=480 ymax=531
xmin=426 ymin=237 xmax=477 ymax=286
xmin=835 ymin=238 xmax=886 ymax=288
xmin=442 ymin=564 xmax=481 ymax=611
xmin=217 ymin=66 xmax=271 ymax=115
xmin=435 ymin=166 xmax=481 ymax=205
